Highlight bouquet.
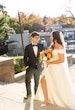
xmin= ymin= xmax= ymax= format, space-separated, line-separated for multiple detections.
xmin=39 ymin=49 xmax=53 ymax=63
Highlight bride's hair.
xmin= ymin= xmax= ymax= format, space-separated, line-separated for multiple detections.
xmin=50 ymin=30 xmax=63 ymax=49
xmin=50 ymin=30 xmax=69 ymax=73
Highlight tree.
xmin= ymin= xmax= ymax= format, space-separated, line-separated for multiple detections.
xmin=0 ymin=17 xmax=7 ymax=40
xmin=43 ymin=16 xmax=48 ymax=31
xmin=0 ymin=17 xmax=8 ymax=55
xmin=0 ymin=14 xmax=14 ymax=55
xmin=24 ymin=14 xmax=44 ymax=32
xmin=65 ymin=0 xmax=75 ymax=19
xmin=0 ymin=4 xmax=6 ymax=12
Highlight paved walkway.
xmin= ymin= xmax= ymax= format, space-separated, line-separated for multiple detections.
xmin=0 ymin=64 xmax=75 ymax=110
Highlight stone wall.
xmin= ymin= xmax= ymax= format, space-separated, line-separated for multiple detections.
xmin=0 ymin=57 xmax=15 ymax=82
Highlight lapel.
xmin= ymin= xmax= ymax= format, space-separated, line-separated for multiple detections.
xmin=36 ymin=43 xmax=40 ymax=57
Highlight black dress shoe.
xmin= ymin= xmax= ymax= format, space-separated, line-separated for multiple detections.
xmin=24 ymin=94 xmax=31 ymax=100
xmin=24 ymin=97 xmax=28 ymax=99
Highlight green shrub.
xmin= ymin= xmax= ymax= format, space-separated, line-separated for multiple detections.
xmin=13 ymin=56 xmax=26 ymax=74
xmin=14 ymin=64 xmax=22 ymax=74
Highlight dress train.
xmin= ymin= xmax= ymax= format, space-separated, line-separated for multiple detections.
xmin=35 ymin=49 xmax=75 ymax=109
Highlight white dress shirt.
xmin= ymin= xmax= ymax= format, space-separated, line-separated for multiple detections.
xmin=32 ymin=43 xmax=38 ymax=57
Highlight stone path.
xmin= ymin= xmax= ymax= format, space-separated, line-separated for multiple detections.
xmin=0 ymin=64 xmax=75 ymax=110
xmin=0 ymin=78 xmax=74 ymax=110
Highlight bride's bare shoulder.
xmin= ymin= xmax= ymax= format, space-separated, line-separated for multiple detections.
xmin=58 ymin=45 xmax=63 ymax=49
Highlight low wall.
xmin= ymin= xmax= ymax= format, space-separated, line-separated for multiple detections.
xmin=67 ymin=54 xmax=73 ymax=67
xmin=0 ymin=57 xmax=15 ymax=82
xmin=72 ymin=54 xmax=75 ymax=64
xmin=0 ymin=54 xmax=73 ymax=82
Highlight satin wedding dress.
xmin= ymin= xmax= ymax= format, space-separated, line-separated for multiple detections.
xmin=35 ymin=48 xmax=75 ymax=109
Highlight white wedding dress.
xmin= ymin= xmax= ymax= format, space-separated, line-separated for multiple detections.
xmin=35 ymin=49 xmax=75 ymax=110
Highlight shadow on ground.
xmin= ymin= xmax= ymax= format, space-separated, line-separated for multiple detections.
xmin=23 ymin=98 xmax=72 ymax=110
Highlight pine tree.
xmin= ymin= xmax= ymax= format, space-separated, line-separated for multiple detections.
xmin=0 ymin=17 xmax=7 ymax=41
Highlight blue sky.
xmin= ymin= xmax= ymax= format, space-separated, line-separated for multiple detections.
xmin=0 ymin=0 xmax=75 ymax=17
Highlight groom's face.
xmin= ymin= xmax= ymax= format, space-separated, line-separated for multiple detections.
xmin=31 ymin=35 xmax=40 ymax=44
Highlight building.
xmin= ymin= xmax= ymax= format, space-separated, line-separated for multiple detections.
xmin=7 ymin=31 xmax=50 ymax=56
xmin=7 ymin=27 xmax=75 ymax=56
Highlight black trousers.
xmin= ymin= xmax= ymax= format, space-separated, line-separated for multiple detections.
xmin=25 ymin=66 xmax=43 ymax=96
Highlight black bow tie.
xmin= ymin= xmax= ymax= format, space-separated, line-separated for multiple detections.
xmin=32 ymin=44 xmax=38 ymax=47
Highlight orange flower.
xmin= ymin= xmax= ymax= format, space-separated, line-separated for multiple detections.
xmin=39 ymin=49 xmax=52 ymax=62
xmin=47 ymin=53 xmax=52 ymax=59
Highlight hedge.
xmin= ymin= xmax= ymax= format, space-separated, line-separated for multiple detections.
xmin=13 ymin=56 xmax=26 ymax=74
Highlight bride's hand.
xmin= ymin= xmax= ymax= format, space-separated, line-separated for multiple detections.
xmin=41 ymin=62 xmax=48 ymax=68
xmin=46 ymin=62 xmax=48 ymax=67
xmin=46 ymin=62 xmax=50 ymax=66
xmin=41 ymin=63 xmax=44 ymax=68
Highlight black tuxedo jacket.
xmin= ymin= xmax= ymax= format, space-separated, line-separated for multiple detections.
xmin=24 ymin=43 xmax=44 ymax=68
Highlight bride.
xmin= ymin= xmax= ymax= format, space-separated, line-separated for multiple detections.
xmin=35 ymin=30 xmax=75 ymax=109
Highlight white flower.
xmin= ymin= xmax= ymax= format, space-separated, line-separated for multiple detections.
xmin=43 ymin=56 xmax=47 ymax=61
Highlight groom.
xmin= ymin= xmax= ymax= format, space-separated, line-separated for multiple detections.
xmin=24 ymin=31 xmax=45 ymax=99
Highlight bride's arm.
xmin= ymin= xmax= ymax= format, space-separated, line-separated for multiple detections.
xmin=47 ymin=53 xmax=64 ymax=65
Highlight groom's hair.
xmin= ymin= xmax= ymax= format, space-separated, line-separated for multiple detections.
xmin=30 ymin=31 xmax=39 ymax=38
